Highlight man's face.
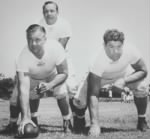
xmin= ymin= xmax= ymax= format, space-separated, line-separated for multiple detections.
xmin=43 ymin=3 xmax=58 ymax=24
xmin=27 ymin=29 xmax=46 ymax=56
xmin=104 ymin=41 xmax=123 ymax=61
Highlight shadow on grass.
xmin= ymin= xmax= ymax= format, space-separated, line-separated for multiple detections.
xmin=82 ymin=126 xmax=137 ymax=135
xmin=0 ymin=129 xmax=15 ymax=136
xmin=39 ymin=124 xmax=63 ymax=133
xmin=101 ymin=127 xmax=137 ymax=133
xmin=0 ymin=124 xmax=63 ymax=136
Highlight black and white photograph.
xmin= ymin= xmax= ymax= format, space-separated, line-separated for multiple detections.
xmin=0 ymin=0 xmax=150 ymax=138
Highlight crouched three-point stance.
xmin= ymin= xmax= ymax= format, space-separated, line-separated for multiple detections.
xmin=4 ymin=24 xmax=72 ymax=138
xmin=70 ymin=29 xmax=149 ymax=136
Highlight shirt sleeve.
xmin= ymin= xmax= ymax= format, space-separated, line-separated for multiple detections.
xmin=54 ymin=42 xmax=66 ymax=65
xmin=129 ymin=46 xmax=142 ymax=65
xmin=89 ymin=54 xmax=105 ymax=77
xmin=16 ymin=48 xmax=29 ymax=73
xmin=59 ymin=19 xmax=72 ymax=38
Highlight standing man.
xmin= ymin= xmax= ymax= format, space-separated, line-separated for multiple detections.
xmin=71 ymin=29 xmax=149 ymax=136
xmin=39 ymin=1 xmax=77 ymax=97
xmin=39 ymin=1 xmax=72 ymax=49
xmin=3 ymin=1 xmax=76 ymax=134
xmin=16 ymin=24 xmax=72 ymax=137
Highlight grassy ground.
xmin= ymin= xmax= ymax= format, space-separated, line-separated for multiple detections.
xmin=0 ymin=98 xmax=150 ymax=139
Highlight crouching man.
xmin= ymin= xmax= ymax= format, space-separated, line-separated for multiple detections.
xmin=71 ymin=29 xmax=149 ymax=136
xmin=15 ymin=24 xmax=72 ymax=137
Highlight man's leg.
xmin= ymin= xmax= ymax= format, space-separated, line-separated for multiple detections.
xmin=1 ymin=84 xmax=20 ymax=134
xmin=29 ymin=78 xmax=41 ymax=126
xmin=30 ymin=99 xmax=40 ymax=125
xmin=69 ymin=98 xmax=87 ymax=133
xmin=68 ymin=75 xmax=88 ymax=134
xmin=54 ymin=84 xmax=72 ymax=133
xmin=57 ymin=97 xmax=72 ymax=132
xmin=128 ymin=81 xmax=149 ymax=131
xmin=10 ymin=83 xmax=20 ymax=122
xmin=134 ymin=96 xmax=149 ymax=131
xmin=3 ymin=104 xmax=20 ymax=134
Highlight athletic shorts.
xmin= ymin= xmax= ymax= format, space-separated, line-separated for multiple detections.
xmin=10 ymin=77 xmax=67 ymax=106
xmin=73 ymin=72 xmax=148 ymax=109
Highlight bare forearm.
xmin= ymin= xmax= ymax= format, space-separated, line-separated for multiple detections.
xmin=49 ymin=73 xmax=68 ymax=88
xmin=88 ymin=96 xmax=99 ymax=125
xmin=88 ymin=72 xmax=101 ymax=124
xmin=125 ymin=71 xmax=147 ymax=84
xmin=19 ymin=86 xmax=30 ymax=119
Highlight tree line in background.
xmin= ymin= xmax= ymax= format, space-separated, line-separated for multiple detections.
xmin=0 ymin=73 xmax=149 ymax=101
xmin=0 ymin=73 xmax=15 ymax=100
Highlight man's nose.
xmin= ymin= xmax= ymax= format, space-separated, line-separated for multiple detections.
xmin=32 ymin=41 xmax=37 ymax=46
xmin=47 ymin=11 xmax=52 ymax=15
xmin=114 ymin=49 xmax=119 ymax=53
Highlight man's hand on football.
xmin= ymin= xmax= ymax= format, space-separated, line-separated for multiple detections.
xmin=18 ymin=118 xmax=36 ymax=135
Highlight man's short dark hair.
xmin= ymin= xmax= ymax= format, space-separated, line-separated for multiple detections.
xmin=26 ymin=24 xmax=46 ymax=37
xmin=103 ymin=29 xmax=125 ymax=44
xmin=43 ymin=1 xmax=59 ymax=13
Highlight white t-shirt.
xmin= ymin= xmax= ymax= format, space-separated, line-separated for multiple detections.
xmin=39 ymin=16 xmax=76 ymax=86
xmin=90 ymin=44 xmax=142 ymax=86
xmin=39 ymin=16 xmax=72 ymax=41
xmin=16 ymin=40 xmax=66 ymax=80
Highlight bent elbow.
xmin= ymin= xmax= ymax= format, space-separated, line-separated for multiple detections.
xmin=143 ymin=70 xmax=148 ymax=78
xmin=65 ymin=72 xmax=68 ymax=80
xmin=62 ymin=72 xmax=68 ymax=81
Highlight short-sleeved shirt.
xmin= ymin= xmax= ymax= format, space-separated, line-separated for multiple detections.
xmin=39 ymin=16 xmax=72 ymax=41
xmin=16 ymin=40 xmax=66 ymax=80
xmin=90 ymin=44 xmax=142 ymax=86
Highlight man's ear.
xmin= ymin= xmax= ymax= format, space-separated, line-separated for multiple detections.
xmin=44 ymin=36 xmax=47 ymax=41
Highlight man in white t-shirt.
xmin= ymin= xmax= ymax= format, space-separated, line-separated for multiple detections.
xmin=39 ymin=1 xmax=72 ymax=49
xmin=12 ymin=24 xmax=72 ymax=137
xmin=39 ymin=1 xmax=77 ymax=95
xmin=71 ymin=29 xmax=149 ymax=136
xmin=3 ymin=1 xmax=76 ymax=134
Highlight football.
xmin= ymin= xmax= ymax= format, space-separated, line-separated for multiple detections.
xmin=23 ymin=123 xmax=39 ymax=138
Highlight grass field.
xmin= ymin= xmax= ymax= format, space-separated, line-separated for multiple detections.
xmin=0 ymin=98 xmax=150 ymax=139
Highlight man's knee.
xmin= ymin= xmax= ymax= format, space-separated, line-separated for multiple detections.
xmin=10 ymin=86 xmax=19 ymax=106
xmin=133 ymin=90 xmax=148 ymax=98
xmin=128 ymin=80 xmax=148 ymax=97
xmin=88 ymin=89 xmax=99 ymax=98
xmin=55 ymin=92 xmax=67 ymax=100
xmin=70 ymin=98 xmax=87 ymax=117
xmin=10 ymin=95 xmax=19 ymax=107
xmin=10 ymin=99 xmax=18 ymax=107
xmin=53 ymin=84 xmax=68 ymax=99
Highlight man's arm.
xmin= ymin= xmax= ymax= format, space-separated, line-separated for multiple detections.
xmin=17 ymin=72 xmax=30 ymax=120
xmin=58 ymin=37 xmax=70 ymax=49
xmin=88 ymin=72 xmax=101 ymax=122
xmin=88 ymin=72 xmax=102 ymax=97
xmin=50 ymin=59 xmax=68 ymax=88
xmin=17 ymin=72 xmax=36 ymax=134
xmin=124 ymin=58 xmax=148 ymax=84
xmin=39 ymin=59 xmax=68 ymax=93
xmin=88 ymin=72 xmax=102 ymax=136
